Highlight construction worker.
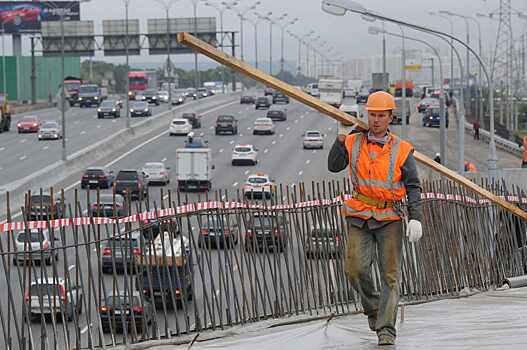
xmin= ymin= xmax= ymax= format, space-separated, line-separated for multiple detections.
xmin=473 ymin=120 xmax=480 ymax=140
xmin=328 ymin=91 xmax=422 ymax=346
xmin=434 ymin=152 xmax=441 ymax=164
xmin=522 ymin=136 xmax=527 ymax=168
xmin=464 ymin=160 xmax=478 ymax=173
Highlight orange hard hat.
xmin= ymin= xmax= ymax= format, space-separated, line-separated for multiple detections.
xmin=366 ymin=91 xmax=396 ymax=111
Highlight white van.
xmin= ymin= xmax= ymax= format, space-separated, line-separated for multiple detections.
xmin=306 ymin=83 xmax=320 ymax=97
xmin=339 ymin=104 xmax=362 ymax=118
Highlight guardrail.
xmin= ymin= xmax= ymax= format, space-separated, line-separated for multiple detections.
xmin=464 ymin=121 xmax=523 ymax=158
xmin=0 ymin=179 xmax=525 ymax=349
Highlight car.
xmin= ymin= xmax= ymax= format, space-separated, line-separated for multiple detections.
xmin=243 ymin=172 xmax=275 ymax=199
xmin=99 ymin=291 xmax=154 ymax=332
xmin=197 ymin=215 xmax=239 ymax=249
xmin=157 ymin=90 xmax=169 ymax=103
xmin=17 ymin=115 xmax=40 ymax=133
xmin=215 ymin=115 xmax=238 ymax=135
xmin=197 ymin=87 xmax=209 ymax=98
xmin=97 ymin=100 xmax=121 ymax=118
xmin=38 ymin=121 xmax=62 ymax=140
xmin=391 ymin=98 xmax=411 ymax=125
xmin=232 ymin=144 xmax=258 ymax=165
xmin=184 ymin=88 xmax=197 ymax=99
xmin=181 ymin=112 xmax=202 ymax=128
xmin=339 ymin=104 xmax=361 ymax=118
xmin=81 ymin=167 xmax=114 ymax=189
xmin=142 ymin=162 xmax=170 ymax=185
xmin=14 ymin=229 xmax=60 ymax=265
xmin=356 ymin=90 xmax=369 ymax=104
xmin=255 ymin=97 xmax=271 ymax=109
xmin=101 ymin=231 xmax=142 ymax=273
xmin=25 ymin=277 xmax=83 ymax=322
xmin=171 ymin=93 xmax=186 ymax=105
xmin=169 ymin=118 xmax=193 ymax=136
xmin=0 ymin=4 xmax=41 ymax=25
xmin=240 ymin=95 xmax=255 ymax=104
xmin=422 ymin=107 xmax=449 ymax=128
xmin=244 ymin=212 xmax=288 ymax=252
xmin=114 ymin=170 xmax=148 ymax=200
xmin=264 ymin=87 xmax=274 ymax=96
xmin=184 ymin=134 xmax=209 ymax=148
xmin=144 ymin=89 xmax=160 ymax=105
xmin=305 ymin=224 xmax=343 ymax=259
xmin=25 ymin=194 xmax=63 ymax=221
xmin=266 ymin=107 xmax=287 ymax=121
xmin=140 ymin=217 xmax=181 ymax=241
xmin=130 ymin=101 xmax=152 ymax=117
xmin=89 ymin=194 xmax=127 ymax=218
xmin=134 ymin=91 xmax=147 ymax=101
xmin=303 ymin=130 xmax=324 ymax=149
xmin=253 ymin=117 xmax=275 ymax=135
xmin=272 ymin=91 xmax=289 ymax=104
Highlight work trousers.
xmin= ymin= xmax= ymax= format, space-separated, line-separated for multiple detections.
xmin=344 ymin=219 xmax=403 ymax=338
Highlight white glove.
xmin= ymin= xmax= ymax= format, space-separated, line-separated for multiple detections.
xmin=406 ymin=219 xmax=423 ymax=243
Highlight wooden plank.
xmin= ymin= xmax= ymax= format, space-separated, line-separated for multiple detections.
xmin=177 ymin=32 xmax=527 ymax=221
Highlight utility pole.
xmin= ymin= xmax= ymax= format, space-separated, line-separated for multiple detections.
xmin=30 ymin=36 xmax=36 ymax=105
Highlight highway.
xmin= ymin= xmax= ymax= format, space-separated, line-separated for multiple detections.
xmin=0 ymin=91 xmax=523 ymax=349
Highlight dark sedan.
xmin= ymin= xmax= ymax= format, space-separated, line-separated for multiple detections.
xmin=240 ymin=95 xmax=255 ymax=104
xmin=97 ymin=100 xmax=121 ymax=118
xmin=182 ymin=112 xmax=202 ymax=128
xmin=255 ymin=97 xmax=271 ymax=109
xmin=81 ymin=167 xmax=114 ymax=189
xmin=99 ymin=292 xmax=154 ymax=332
xmin=198 ymin=215 xmax=239 ymax=249
xmin=272 ymin=91 xmax=289 ymax=104
xmin=422 ymin=107 xmax=449 ymax=128
xmin=144 ymin=89 xmax=160 ymax=105
xmin=89 ymin=194 xmax=127 ymax=218
xmin=101 ymin=231 xmax=141 ymax=273
xmin=266 ymin=108 xmax=287 ymax=121
xmin=130 ymin=101 xmax=152 ymax=117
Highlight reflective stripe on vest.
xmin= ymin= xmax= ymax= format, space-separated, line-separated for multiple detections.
xmin=342 ymin=202 xmax=400 ymax=220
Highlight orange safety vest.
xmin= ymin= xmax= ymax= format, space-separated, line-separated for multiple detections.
xmin=342 ymin=132 xmax=414 ymax=221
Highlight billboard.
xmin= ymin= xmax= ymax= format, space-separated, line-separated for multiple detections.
xmin=0 ymin=1 xmax=80 ymax=34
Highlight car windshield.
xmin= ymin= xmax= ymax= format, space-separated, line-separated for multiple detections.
xmin=30 ymin=284 xmax=61 ymax=297
xmin=41 ymin=122 xmax=58 ymax=128
xmin=105 ymin=238 xmax=139 ymax=248
xmin=257 ymin=98 xmax=267 ymax=101
xmin=172 ymin=120 xmax=187 ymax=125
xmin=132 ymin=102 xmax=147 ymax=109
xmin=105 ymin=295 xmax=141 ymax=307
xmin=96 ymin=194 xmax=118 ymax=204
xmin=145 ymin=90 xmax=157 ymax=96
xmin=430 ymin=108 xmax=441 ymax=115
xmin=29 ymin=195 xmax=51 ymax=205
xmin=100 ymin=101 xmax=114 ymax=108
xmin=21 ymin=116 xmax=37 ymax=122
xmin=235 ymin=147 xmax=252 ymax=152
xmin=306 ymin=132 xmax=321 ymax=137
xmin=197 ymin=88 xmax=207 ymax=92
xmin=252 ymin=216 xmax=277 ymax=227
xmin=182 ymin=113 xmax=196 ymax=119
xmin=248 ymin=177 xmax=267 ymax=184
xmin=158 ymin=91 xmax=168 ymax=96
xmin=80 ymin=85 xmax=98 ymax=93
xmin=311 ymin=227 xmax=335 ymax=238
xmin=17 ymin=230 xmax=46 ymax=243
xmin=85 ymin=168 xmax=104 ymax=175
xmin=218 ymin=116 xmax=233 ymax=122
xmin=144 ymin=163 xmax=164 ymax=170
xmin=255 ymin=119 xmax=271 ymax=124
xmin=116 ymin=171 xmax=138 ymax=180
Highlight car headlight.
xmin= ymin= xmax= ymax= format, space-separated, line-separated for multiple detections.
xmin=97 ymin=108 xmax=101 ymax=112
xmin=152 ymin=96 xmax=156 ymax=99
xmin=179 ymin=98 xmax=183 ymax=102
xmin=429 ymin=117 xmax=433 ymax=120
xmin=128 ymin=91 xmax=132 ymax=95
xmin=130 ymin=109 xmax=134 ymax=112
xmin=145 ymin=108 xmax=149 ymax=112
xmin=78 ymin=97 xmax=83 ymax=100
xmin=94 ymin=96 xmax=98 ymax=100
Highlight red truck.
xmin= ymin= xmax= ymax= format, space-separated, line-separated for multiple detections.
xmin=394 ymin=80 xmax=414 ymax=98
xmin=63 ymin=76 xmax=84 ymax=106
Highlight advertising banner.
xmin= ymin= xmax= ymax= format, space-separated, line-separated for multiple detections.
xmin=0 ymin=1 xmax=80 ymax=34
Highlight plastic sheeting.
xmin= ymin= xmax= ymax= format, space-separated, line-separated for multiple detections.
xmin=145 ymin=287 xmax=527 ymax=350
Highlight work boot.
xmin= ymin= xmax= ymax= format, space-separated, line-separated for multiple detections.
xmin=367 ymin=315 xmax=377 ymax=332
xmin=377 ymin=334 xmax=395 ymax=346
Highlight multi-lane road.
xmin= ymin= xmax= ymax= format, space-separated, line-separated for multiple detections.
xmin=0 ymin=91 xmax=523 ymax=349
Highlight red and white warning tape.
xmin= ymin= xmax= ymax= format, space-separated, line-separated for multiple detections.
xmin=1 ymin=192 xmax=525 ymax=233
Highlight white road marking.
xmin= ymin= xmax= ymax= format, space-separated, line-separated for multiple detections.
xmin=68 ymin=264 xmax=75 ymax=271
xmin=209 ymin=126 xmax=214 ymax=130
xmin=312 ymin=150 xmax=317 ymax=154
xmin=328 ymin=127 xmax=333 ymax=131
xmin=294 ymin=119 xmax=299 ymax=124
xmin=112 ymin=120 xmax=117 ymax=123
xmin=19 ymin=156 xmax=27 ymax=160
xmin=279 ymin=134 xmax=284 ymax=138
xmin=247 ymin=127 xmax=251 ymax=130
xmin=3 ymin=100 xmax=239 ymax=221
xmin=238 ymin=111 xmax=242 ymax=114
xmin=199 ymin=132 xmax=204 ymax=136
xmin=74 ymin=121 xmax=80 ymax=125
xmin=219 ymin=148 xmax=224 ymax=153
xmin=233 ymin=264 xmax=238 ymax=271
xmin=229 ymin=140 xmax=234 ymax=144
xmin=264 ymin=149 xmax=268 ymax=153
xmin=239 ymin=133 xmax=243 ymax=137
xmin=271 ymin=140 xmax=276 ymax=145
xmin=43 ymin=146 xmax=49 ymax=150
xmin=286 ymin=126 xmax=290 ymax=131
xmin=20 ymin=139 xmax=26 ymax=143
xmin=232 ymin=182 xmax=238 ymax=187
xmin=298 ymin=170 xmax=303 ymax=176
xmin=96 ymin=125 xmax=102 ymax=129
xmin=216 ymin=289 xmax=220 ymax=296
xmin=80 ymin=324 xmax=91 ymax=334
xmin=161 ymin=157 xmax=167 ymax=162
xmin=300 ymin=115 xmax=305 ymax=119
xmin=80 ymin=131 xmax=86 ymax=135
xmin=0 ymin=147 xmax=5 ymax=151
xmin=306 ymin=159 xmax=311 ymax=164
xmin=244 ymin=170 xmax=249 ymax=175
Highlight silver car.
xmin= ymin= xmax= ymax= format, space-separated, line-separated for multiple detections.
xmin=38 ymin=121 xmax=62 ymax=140
xmin=303 ymin=130 xmax=324 ymax=149
xmin=25 ymin=277 xmax=83 ymax=321
xmin=142 ymin=162 xmax=170 ymax=185
xmin=253 ymin=118 xmax=275 ymax=135
xmin=14 ymin=229 xmax=59 ymax=265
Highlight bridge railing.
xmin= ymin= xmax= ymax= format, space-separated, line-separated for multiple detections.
xmin=0 ymin=179 xmax=525 ymax=349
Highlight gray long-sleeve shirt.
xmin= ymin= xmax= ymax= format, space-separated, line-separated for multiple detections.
xmin=328 ymin=134 xmax=422 ymax=229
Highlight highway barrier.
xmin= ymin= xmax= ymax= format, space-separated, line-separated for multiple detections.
xmin=0 ymin=179 xmax=525 ymax=349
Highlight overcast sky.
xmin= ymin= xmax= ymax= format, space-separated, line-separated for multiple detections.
xmin=6 ymin=0 xmax=527 ymax=66
xmin=79 ymin=0 xmax=527 ymax=64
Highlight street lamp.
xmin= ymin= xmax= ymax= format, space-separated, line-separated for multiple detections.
xmin=124 ymin=0 xmax=132 ymax=129
xmin=190 ymin=0 xmax=207 ymax=89
xmin=279 ymin=17 xmax=298 ymax=73
xmin=204 ymin=1 xmax=238 ymax=93
xmin=429 ymin=11 xmax=454 ymax=93
xmin=255 ymin=12 xmax=287 ymax=75
xmin=370 ymin=25 xmax=447 ymax=165
xmin=298 ymin=30 xmax=315 ymax=76
xmin=156 ymin=0 xmax=180 ymax=111
xmin=230 ymin=1 xmax=260 ymax=62
xmin=245 ymin=16 xmax=261 ymax=69
xmin=321 ymin=0 xmax=497 ymax=176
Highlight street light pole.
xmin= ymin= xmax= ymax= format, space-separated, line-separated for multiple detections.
xmin=429 ymin=11 xmax=454 ymax=97
xmin=191 ymin=0 xmax=201 ymax=89
xmin=124 ymin=0 xmax=131 ymax=128
xmin=279 ymin=18 xmax=298 ymax=73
